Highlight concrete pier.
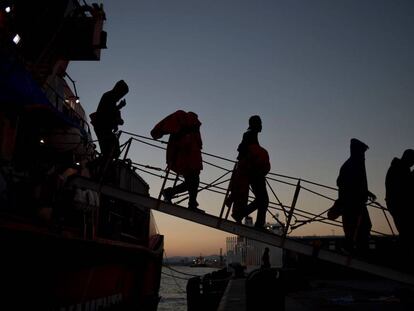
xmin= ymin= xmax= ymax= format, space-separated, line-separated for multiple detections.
xmin=217 ymin=279 xmax=246 ymax=311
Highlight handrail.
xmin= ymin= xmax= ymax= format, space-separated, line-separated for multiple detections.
xmin=117 ymin=130 xmax=395 ymax=237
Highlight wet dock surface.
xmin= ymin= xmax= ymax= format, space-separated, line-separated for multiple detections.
xmin=218 ymin=277 xmax=414 ymax=310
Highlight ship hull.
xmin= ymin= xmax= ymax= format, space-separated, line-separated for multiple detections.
xmin=0 ymin=222 xmax=163 ymax=311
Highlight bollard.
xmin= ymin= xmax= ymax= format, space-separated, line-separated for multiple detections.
xmin=186 ymin=276 xmax=202 ymax=311
xmin=246 ymin=268 xmax=285 ymax=311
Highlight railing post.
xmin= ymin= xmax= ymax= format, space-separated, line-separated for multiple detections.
xmin=378 ymin=203 xmax=395 ymax=236
xmin=122 ymin=137 xmax=133 ymax=160
xmin=218 ymin=163 xmax=236 ymax=222
xmin=282 ymin=180 xmax=301 ymax=245
xmin=155 ymin=167 xmax=170 ymax=210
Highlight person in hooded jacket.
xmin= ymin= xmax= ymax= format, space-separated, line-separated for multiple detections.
xmin=385 ymin=149 xmax=414 ymax=245
xmin=261 ymin=247 xmax=271 ymax=269
xmin=90 ymin=80 xmax=129 ymax=162
xmin=151 ymin=110 xmax=204 ymax=212
xmin=337 ymin=138 xmax=376 ymax=253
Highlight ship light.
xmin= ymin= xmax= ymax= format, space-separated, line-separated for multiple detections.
xmin=75 ymin=98 xmax=80 ymax=104
xmin=12 ymin=34 xmax=20 ymax=44
xmin=5 ymin=6 xmax=11 ymax=13
xmin=39 ymin=139 xmax=45 ymax=144
xmin=75 ymin=162 xmax=81 ymax=167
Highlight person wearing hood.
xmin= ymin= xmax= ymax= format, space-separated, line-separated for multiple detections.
xmin=90 ymin=80 xmax=129 ymax=162
xmin=337 ymin=138 xmax=376 ymax=253
xmin=151 ymin=110 xmax=204 ymax=213
xmin=261 ymin=247 xmax=271 ymax=269
xmin=385 ymin=149 xmax=414 ymax=245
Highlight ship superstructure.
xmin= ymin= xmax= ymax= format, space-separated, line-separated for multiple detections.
xmin=1 ymin=2 xmax=163 ymax=310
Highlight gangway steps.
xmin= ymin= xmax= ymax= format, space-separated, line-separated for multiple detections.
xmin=70 ymin=176 xmax=414 ymax=286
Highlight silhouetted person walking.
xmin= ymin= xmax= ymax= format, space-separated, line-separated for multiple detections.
xmin=385 ymin=149 xmax=414 ymax=245
xmin=261 ymin=247 xmax=270 ymax=269
xmin=237 ymin=115 xmax=261 ymax=161
xmin=337 ymin=138 xmax=376 ymax=254
xmin=151 ymin=110 xmax=204 ymax=213
xmin=90 ymin=80 xmax=128 ymax=163
xmin=230 ymin=115 xmax=270 ymax=229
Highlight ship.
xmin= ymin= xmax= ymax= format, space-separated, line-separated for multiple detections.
xmin=0 ymin=1 xmax=163 ymax=310
xmin=190 ymin=255 xmax=209 ymax=268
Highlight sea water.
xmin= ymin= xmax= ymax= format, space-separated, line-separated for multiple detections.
xmin=158 ymin=266 xmax=219 ymax=311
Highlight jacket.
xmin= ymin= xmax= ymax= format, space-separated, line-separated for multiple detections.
xmin=151 ymin=110 xmax=203 ymax=175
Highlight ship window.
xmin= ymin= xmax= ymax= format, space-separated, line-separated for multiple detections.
xmin=12 ymin=34 xmax=21 ymax=44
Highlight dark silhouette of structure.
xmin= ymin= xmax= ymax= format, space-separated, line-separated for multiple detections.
xmin=337 ymin=138 xmax=376 ymax=253
xmin=246 ymin=268 xmax=285 ymax=311
xmin=261 ymin=247 xmax=271 ymax=269
xmin=90 ymin=80 xmax=128 ymax=162
xmin=229 ymin=115 xmax=270 ymax=229
xmin=385 ymin=149 xmax=414 ymax=245
xmin=151 ymin=110 xmax=204 ymax=212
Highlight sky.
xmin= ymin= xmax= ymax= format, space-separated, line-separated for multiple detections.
xmin=68 ymin=0 xmax=414 ymax=257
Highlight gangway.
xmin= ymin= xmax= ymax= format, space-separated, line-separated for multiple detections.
xmin=70 ymin=176 xmax=414 ymax=286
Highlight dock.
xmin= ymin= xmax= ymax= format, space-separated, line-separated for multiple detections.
xmin=217 ymin=275 xmax=414 ymax=311
xmin=217 ymin=279 xmax=246 ymax=311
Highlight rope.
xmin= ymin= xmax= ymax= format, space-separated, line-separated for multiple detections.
xmin=133 ymin=162 xmax=388 ymax=236
xmin=161 ymin=271 xmax=191 ymax=281
xmin=163 ymin=264 xmax=203 ymax=277
xmin=266 ymin=179 xmax=288 ymax=217
xmin=131 ymin=159 xmax=389 ymax=236
xmin=117 ymin=130 xmax=394 ymax=237
xmin=162 ymin=251 xmax=187 ymax=294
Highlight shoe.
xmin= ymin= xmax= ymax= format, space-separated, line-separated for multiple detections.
xmin=162 ymin=188 xmax=173 ymax=204
xmin=231 ymin=213 xmax=243 ymax=224
xmin=189 ymin=207 xmax=205 ymax=213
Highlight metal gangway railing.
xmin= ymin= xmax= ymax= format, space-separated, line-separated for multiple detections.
xmin=117 ymin=130 xmax=395 ymax=238
xmin=69 ymin=129 xmax=414 ymax=285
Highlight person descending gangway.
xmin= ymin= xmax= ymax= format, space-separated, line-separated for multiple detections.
xmin=151 ymin=110 xmax=205 ymax=213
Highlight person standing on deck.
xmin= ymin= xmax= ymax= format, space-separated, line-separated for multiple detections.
xmin=337 ymin=138 xmax=376 ymax=254
xmin=151 ymin=110 xmax=204 ymax=213
xmin=90 ymin=80 xmax=128 ymax=163
xmin=261 ymin=247 xmax=271 ymax=269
